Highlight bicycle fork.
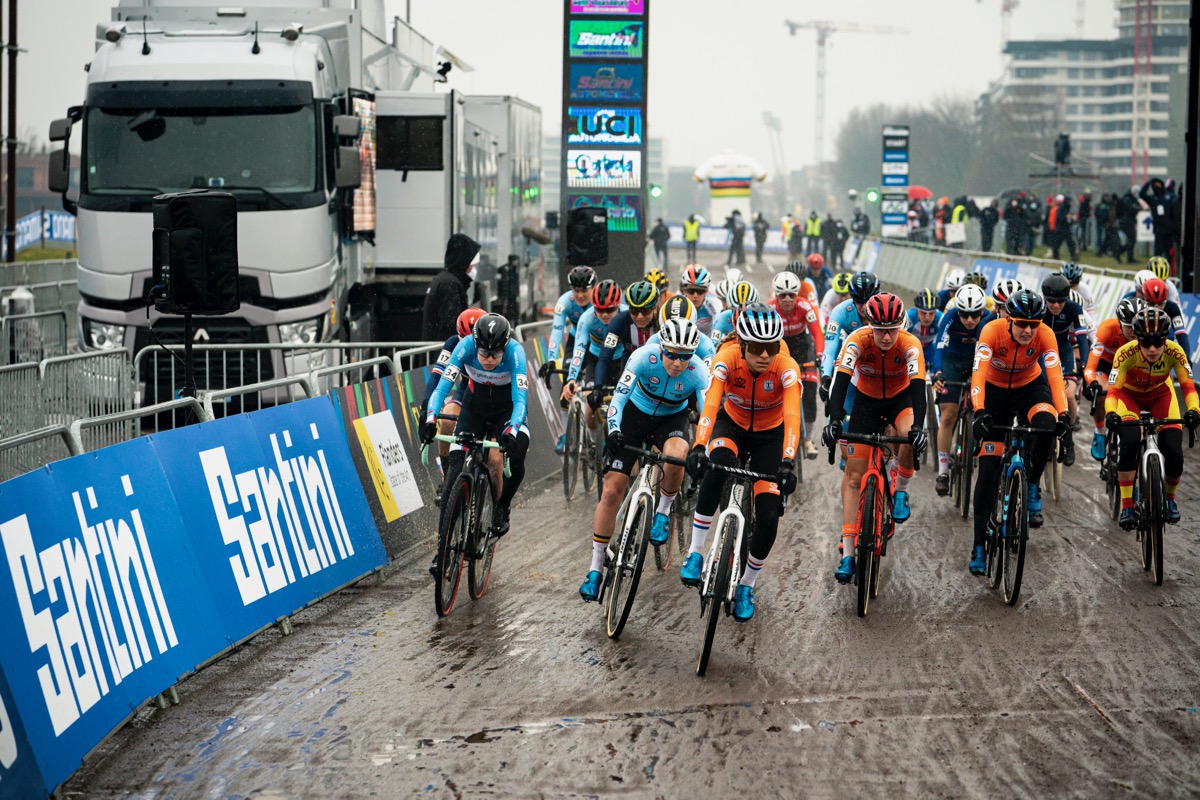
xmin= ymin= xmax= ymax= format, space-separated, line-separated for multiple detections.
xmin=700 ymin=505 xmax=746 ymax=611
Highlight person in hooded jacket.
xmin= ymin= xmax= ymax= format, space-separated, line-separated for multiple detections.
xmin=422 ymin=233 xmax=481 ymax=341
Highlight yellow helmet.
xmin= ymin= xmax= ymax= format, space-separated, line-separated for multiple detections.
xmin=832 ymin=272 xmax=852 ymax=294
xmin=645 ymin=268 xmax=669 ymax=291
xmin=1147 ymin=256 xmax=1171 ymax=281
xmin=726 ymin=280 xmax=760 ymax=308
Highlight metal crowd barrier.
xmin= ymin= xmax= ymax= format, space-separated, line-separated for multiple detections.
xmin=1 ymin=310 xmax=68 ymax=366
xmin=0 ymin=258 xmax=78 ymax=287
xmin=0 ymin=424 xmax=81 ymax=481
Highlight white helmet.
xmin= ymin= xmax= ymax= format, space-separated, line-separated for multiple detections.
xmin=735 ymin=303 xmax=784 ymax=343
xmin=1069 ymin=289 xmax=1084 ymax=307
xmin=1134 ymin=269 xmax=1156 ymax=290
xmin=713 ymin=278 xmax=732 ymax=307
xmin=955 ymin=284 xmax=987 ymax=314
xmin=726 ymin=267 xmax=743 ymax=285
xmin=993 ymin=278 xmax=1024 ymax=304
xmin=773 ymin=271 xmax=803 ymax=295
xmin=946 ymin=268 xmax=967 ymax=291
xmin=659 ymin=317 xmax=701 ymax=352
xmin=726 ymin=280 xmax=760 ymax=308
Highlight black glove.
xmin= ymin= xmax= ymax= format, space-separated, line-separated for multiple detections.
xmin=1185 ymin=409 xmax=1200 ymax=432
xmin=586 ymin=390 xmax=603 ymax=410
xmin=538 ymin=361 xmax=551 ymax=380
xmin=605 ymin=429 xmax=624 ymax=457
xmin=1105 ymin=412 xmax=1122 ymax=433
xmin=1055 ymin=413 xmax=1072 ymax=441
xmin=685 ymin=445 xmax=709 ymax=479
xmin=1082 ymin=380 xmax=1099 ymax=401
xmin=499 ymin=427 xmax=518 ymax=454
xmin=419 ymin=420 xmax=438 ymax=444
xmin=821 ymin=418 xmax=843 ymax=449
xmin=908 ymin=427 xmax=928 ymax=458
xmin=777 ymin=460 xmax=797 ymax=496
xmin=972 ymin=411 xmax=992 ymax=442
xmin=818 ymin=374 xmax=832 ymax=404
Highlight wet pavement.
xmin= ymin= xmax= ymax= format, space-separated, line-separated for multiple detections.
xmin=64 ymin=438 xmax=1200 ymax=798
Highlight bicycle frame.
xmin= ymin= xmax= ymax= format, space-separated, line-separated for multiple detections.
xmin=699 ymin=461 xmax=778 ymax=605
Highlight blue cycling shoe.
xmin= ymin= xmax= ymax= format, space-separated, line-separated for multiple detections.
xmin=892 ymin=490 xmax=911 ymax=523
xmin=555 ymin=433 xmax=567 ymax=455
xmin=733 ymin=584 xmax=755 ymax=621
xmin=1027 ymin=483 xmax=1043 ymax=513
xmin=1166 ymin=499 xmax=1181 ymax=524
xmin=1119 ymin=507 xmax=1138 ymax=530
xmin=835 ymin=556 xmax=855 ymax=584
xmin=649 ymin=512 xmax=671 ymax=546
xmin=579 ymin=570 xmax=602 ymax=602
xmin=1090 ymin=433 xmax=1106 ymax=461
xmin=679 ymin=552 xmax=703 ymax=586
xmin=969 ymin=545 xmax=987 ymax=575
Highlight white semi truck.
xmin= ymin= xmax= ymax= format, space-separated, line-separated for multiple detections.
xmin=46 ymin=0 xmax=547 ymax=385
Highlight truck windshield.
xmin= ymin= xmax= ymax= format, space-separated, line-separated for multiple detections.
xmin=85 ymin=105 xmax=318 ymax=201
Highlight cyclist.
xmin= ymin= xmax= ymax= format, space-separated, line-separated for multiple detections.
xmin=945 ymin=271 xmax=996 ymax=313
xmin=1125 ymin=268 xmax=1183 ymax=308
xmin=681 ymin=264 xmax=721 ymax=336
xmin=421 ymin=313 xmax=530 ymax=539
xmin=1140 ymin=277 xmax=1191 ymax=359
xmin=1083 ymin=297 xmax=1142 ymax=461
xmin=1071 ymin=289 xmax=1098 ymax=335
xmin=931 ymin=284 xmax=994 ymax=495
xmin=771 ymin=271 xmax=825 ymax=459
xmin=646 ymin=267 xmax=673 ymax=308
xmin=421 ymin=307 xmax=487 ymax=476
xmin=1105 ymin=306 xmax=1200 ymax=529
xmin=992 ymin=278 xmax=1025 ymax=316
xmin=820 ymin=271 xmax=852 ymax=326
xmin=711 ymin=280 xmax=761 ymax=343
xmin=804 ymin=252 xmax=834 ymax=299
xmin=823 ymin=293 xmax=928 ymax=583
xmin=680 ymin=304 xmax=800 ymax=622
xmin=1061 ymin=262 xmax=1095 ymax=316
xmin=935 ymin=268 xmax=967 ymax=311
xmin=591 ymin=280 xmax=661 ymax=393
xmin=543 ymin=266 xmax=596 ymax=452
xmin=907 ymin=289 xmax=943 ymax=366
xmin=968 ymin=290 xmax=1070 ymax=574
xmin=562 ymin=279 xmax=624 ymax=426
xmin=1145 ymin=257 xmax=1182 ymax=305
xmin=579 ymin=318 xmax=710 ymax=601
xmin=1041 ymin=273 xmax=1091 ymax=466
xmin=820 ymin=270 xmax=880 ymax=406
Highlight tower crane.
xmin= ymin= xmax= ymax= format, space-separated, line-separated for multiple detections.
xmin=784 ymin=19 xmax=908 ymax=180
xmin=976 ymin=0 xmax=1020 ymax=49
xmin=762 ymin=111 xmax=791 ymax=216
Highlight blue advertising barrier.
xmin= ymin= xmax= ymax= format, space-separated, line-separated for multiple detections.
xmin=0 ymin=396 xmax=385 ymax=798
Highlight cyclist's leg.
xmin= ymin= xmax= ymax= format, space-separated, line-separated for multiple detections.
xmin=1019 ymin=383 xmax=1059 ymax=487
xmin=496 ymin=426 xmax=530 ymax=509
xmin=1152 ymin=389 xmax=1184 ymax=502
xmin=688 ymin=413 xmax=743 ymax=556
xmin=801 ymin=361 xmax=820 ymax=454
xmin=891 ymin=405 xmax=916 ymax=516
xmin=1110 ymin=393 xmax=1142 ymax=513
xmin=587 ymin=408 xmax=652 ymax=575
xmin=972 ymin=387 xmax=1018 ymax=549
xmin=740 ymin=426 xmax=784 ymax=589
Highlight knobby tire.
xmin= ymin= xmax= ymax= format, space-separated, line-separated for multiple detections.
xmin=435 ymin=477 xmax=470 ymax=616
xmin=697 ymin=515 xmax=736 ymax=677
xmin=1002 ymin=468 xmax=1027 ymax=605
xmin=606 ymin=494 xmax=651 ymax=639
xmin=467 ymin=474 xmax=497 ymax=600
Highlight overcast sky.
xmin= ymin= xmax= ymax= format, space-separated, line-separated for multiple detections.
xmin=25 ymin=0 xmax=1118 ymax=170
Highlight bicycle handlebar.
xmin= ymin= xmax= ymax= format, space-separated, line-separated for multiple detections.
xmin=1115 ymin=415 xmax=1196 ymax=448
xmin=435 ymin=413 xmax=459 ymax=422
xmin=617 ymin=444 xmax=687 ymax=468
xmin=826 ymin=432 xmax=913 ymax=465
xmin=433 ymin=433 xmax=503 ymax=449
xmin=704 ymin=461 xmax=779 ymax=483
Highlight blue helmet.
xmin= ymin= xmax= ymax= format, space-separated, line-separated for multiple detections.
xmin=1060 ymin=262 xmax=1084 ymax=282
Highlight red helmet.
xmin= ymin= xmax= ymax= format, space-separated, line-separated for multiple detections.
xmin=592 ymin=279 xmax=622 ymax=311
xmin=863 ymin=292 xmax=906 ymax=328
xmin=1142 ymin=277 xmax=1169 ymax=305
xmin=807 ymin=253 xmax=824 ymax=269
xmin=456 ymin=307 xmax=487 ymax=339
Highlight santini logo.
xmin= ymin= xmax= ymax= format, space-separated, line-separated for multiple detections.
xmin=1 ymin=475 xmax=178 ymax=736
xmin=577 ymin=31 xmax=638 ymax=46
xmin=200 ymin=422 xmax=354 ymax=607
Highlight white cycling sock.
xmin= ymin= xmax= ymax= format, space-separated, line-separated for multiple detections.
xmin=938 ymin=452 xmax=950 ymax=475
xmin=740 ymin=554 xmax=765 ymax=587
xmin=590 ymin=540 xmax=607 ymax=572
xmin=656 ymin=491 xmax=675 ymax=517
xmin=689 ymin=511 xmax=713 ymax=554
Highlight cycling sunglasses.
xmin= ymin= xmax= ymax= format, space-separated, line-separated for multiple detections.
xmin=683 ymin=287 xmax=708 ymax=295
xmin=1137 ymin=336 xmax=1168 ymax=348
xmin=959 ymin=311 xmax=982 ymax=320
xmin=1010 ymin=319 xmax=1041 ymax=330
xmin=744 ymin=341 xmax=781 ymax=357
xmin=478 ymin=347 xmax=505 ymax=359
xmin=775 ymin=292 xmax=798 ymax=300
xmin=629 ymin=306 xmax=656 ymax=318
xmin=662 ymin=349 xmax=695 ymax=361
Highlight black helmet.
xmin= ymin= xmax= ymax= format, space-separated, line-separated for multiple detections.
xmin=849 ymin=271 xmax=880 ymax=303
xmin=1005 ymin=289 xmax=1045 ymax=321
xmin=1116 ymin=297 xmax=1143 ymax=326
xmin=1041 ymin=274 xmax=1071 ymax=301
xmin=567 ymin=266 xmax=597 ymax=290
xmin=913 ymin=288 xmax=936 ymax=311
xmin=473 ymin=313 xmax=511 ymax=351
xmin=1132 ymin=307 xmax=1171 ymax=343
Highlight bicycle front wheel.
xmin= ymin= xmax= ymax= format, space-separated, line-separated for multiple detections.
xmin=581 ymin=412 xmax=597 ymax=493
xmin=562 ymin=405 xmax=580 ymax=500
xmin=856 ymin=475 xmax=878 ymax=618
xmin=594 ymin=429 xmax=606 ymax=501
xmin=960 ymin=422 xmax=975 ymax=520
xmin=467 ymin=476 xmax=497 ymax=600
xmin=1147 ymin=456 xmax=1165 ymax=585
xmin=697 ymin=515 xmax=737 ymax=677
xmin=435 ymin=477 xmax=470 ymax=616
xmin=1002 ymin=468 xmax=1027 ymax=606
xmin=606 ymin=494 xmax=651 ymax=639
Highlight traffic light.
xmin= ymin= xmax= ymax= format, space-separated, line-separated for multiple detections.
xmin=649 ymin=184 xmax=662 ymax=198
xmin=865 ymin=188 xmax=880 ymax=203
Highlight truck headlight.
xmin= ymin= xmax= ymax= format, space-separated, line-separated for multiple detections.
xmin=81 ymin=319 xmax=126 ymax=350
xmin=279 ymin=317 xmax=323 ymax=346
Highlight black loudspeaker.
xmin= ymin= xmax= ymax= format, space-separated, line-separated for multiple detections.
xmin=545 ymin=210 xmax=559 ymax=230
xmin=152 ymin=190 xmax=240 ymax=316
xmin=566 ymin=206 xmax=608 ymax=266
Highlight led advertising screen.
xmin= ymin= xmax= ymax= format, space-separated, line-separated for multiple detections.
xmin=570 ymin=0 xmax=645 ymax=13
xmin=568 ymin=20 xmax=645 ymax=59
xmin=566 ymin=106 xmax=643 ymax=146
xmin=568 ymin=63 xmax=644 ymax=102
xmin=569 ymin=194 xmax=642 ymax=232
xmin=566 ymin=149 xmax=642 ymax=190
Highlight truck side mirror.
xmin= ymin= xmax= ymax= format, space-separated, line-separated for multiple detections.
xmin=49 ymin=117 xmax=73 ymax=143
xmin=335 ymin=145 xmax=361 ymax=189
xmin=332 ymin=115 xmax=360 ymax=140
xmin=48 ymin=148 xmax=70 ymax=193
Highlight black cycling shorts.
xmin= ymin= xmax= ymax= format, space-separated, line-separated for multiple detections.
xmin=847 ymin=393 xmax=914 ymax=435
xmin=606 ymin=405 xmax=690 ymax=475
xmin=937 ymin=352 xmax=974 ymax=405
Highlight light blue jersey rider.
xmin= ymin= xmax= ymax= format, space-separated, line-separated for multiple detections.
xmin=548 ymin=289 xmax=590 ymax=355
xmin=568 ymin=304 xmax=628 ymax=383
xmin=695 ymin=295 xmax=722 ymax=336
xmin=710 ymin=308 xmax=735 ymax=342
xmin=644 ymin=329 xmax=716 ymax=365
xmin=607 ymin=345 xmax=710 ymax=435
xmin=821 ymin=298 xmax=866 ymax=379
xmin=427 ymin=335 xmax=529 ymax=433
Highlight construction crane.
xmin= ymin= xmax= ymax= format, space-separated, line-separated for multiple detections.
xmin=976 ymin=0 xmax=1020 ymax=50
xmin=784 ymin=20 xmax=907 ymax=180
xmin=1131 ymin=0 xmax=1153 ymax=184
xmin=762 ymin=111 xmax=791 ymax=217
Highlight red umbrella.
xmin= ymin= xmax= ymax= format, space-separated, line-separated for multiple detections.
xmin=907 ymin=185 xmax=933 ymax=201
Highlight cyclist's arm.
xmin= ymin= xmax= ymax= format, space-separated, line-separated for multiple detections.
xmin=427 ymin=337 xmax=473 ymax=422
xmin=828 ymin=334 xmax=861 ymax=419
xmin=508 ymin=344 xmax=529 ymax=430
xmin=1104 ymin=344 xmax=1134 ymax=414
xmin=591 ymin=318 xmax=625 ymax=388
xmin=607 ymin=361 xmax=637 ymax=436
xmin=1167 ymin=302 xmax=1190 ymax=358
xmin=1173 ymin=352 xmax=1200 ymax=413
xmin=904 ymin=337 xmax=928 ymax=426
xmin=1083 ymin=337 xmax=1106 ymax=385
xmin=694 ymin=354 xmax=730 ymax=449
xmin=781 ymin=368 xmax=802 ymax=460
xmin=969 ymin=327 xmax=996 ymax=413
xmin=1037 ymin=327 xmax=1069 ymax=414
xmin=422 ymin=334 xmax=460 ymax=409
xmin=566 ymin=314 xmax=591 ymax=383
xmin=931 ymin=313 xmax=953 ymax=376
xmin=547 ymin=294 xmax=568 ymax=355
xmin=821 ymin=318 xmax=843 ymax=378
xmin=803 ymin=302 xmax=825 ymax=359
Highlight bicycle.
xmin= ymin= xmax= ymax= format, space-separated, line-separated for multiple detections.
xmin=981 ymin=424 xmax=1055 ymax=606
xmin=544 ymin=365 xmax=598 ymax=501
xmin=429 ymin=427 xmax=509 ymax=617
xmin=596 ymin=445 xmax=687 ymax=639
xmin=694 ymin=459 xmax=783 ymax=677
xmin=1115 ymin=412 xmax=1194 ymax=586
xmin=938 ymin=380 xmax=974 ymax=518
xmin=1090 ymin=390 xmax=1123 ymax=522
xmin=827 ymin=432 xmax=911 ymax=618
xmin=591 ymin=388 xmax=613 ymax=500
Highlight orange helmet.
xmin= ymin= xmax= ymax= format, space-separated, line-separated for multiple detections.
xmin=807 ymin=253 xmax=824 ymax=269
xmin=456 ymin=308 xmax=487 ymax=339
